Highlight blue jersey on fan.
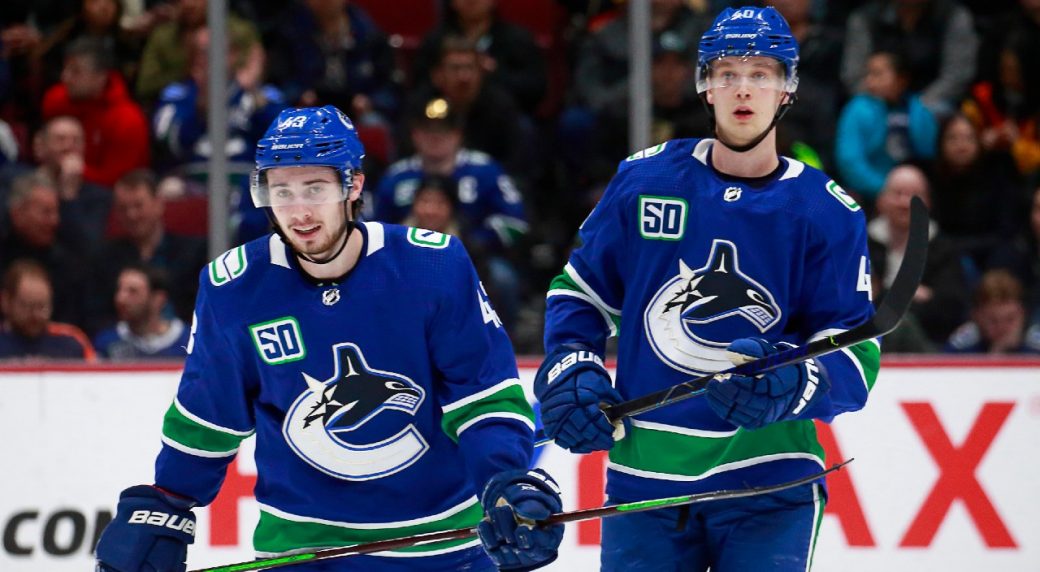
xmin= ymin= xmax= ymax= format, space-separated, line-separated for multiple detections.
xmin=545 ymin=138 xmax=879 ymax=502
xmin=373 ymin=150 xmax=527 ymax=250
xmin=155 ymin=222 xmax=534 ymax=560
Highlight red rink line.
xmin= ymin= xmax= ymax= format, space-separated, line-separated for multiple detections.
xmin=0 ymin=355 xmax=1037 ymax=374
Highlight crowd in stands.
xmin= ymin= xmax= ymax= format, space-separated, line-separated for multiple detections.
xmin=1 ymin=0 xmax=1038 ymax=360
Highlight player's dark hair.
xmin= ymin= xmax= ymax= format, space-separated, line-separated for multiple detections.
xmin=870 ymin=49 xmax=910 ymax=81
xmin=437 ymin=35 xmax=480 ymax=64
xmin=973 ymin=270 xmax=1023 ymax=308
xmin=416 ymin=174 xmax=459 ymax=206
xmin=115 ymin=168 xmax=159 ymax=196
xmin=65 ymin=36 xmax=115 ymax=72
xmin=118 ymin=262 xmax=171 ymax=295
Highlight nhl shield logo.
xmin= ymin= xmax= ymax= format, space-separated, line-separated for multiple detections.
xmin=322 ymin=288 xmax=340 ymax=306
xmin=283 ymin=343 xmax=428 ymax=481
xmin=643 ymin=239 xmax=782 ymax=374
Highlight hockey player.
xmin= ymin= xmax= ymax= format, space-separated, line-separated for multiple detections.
xmin=94 ymin=105 xmax=562 ymax=572
xmin=535 ymin=7 xmax=877 ymax=571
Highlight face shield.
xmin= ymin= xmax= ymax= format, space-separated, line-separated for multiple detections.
xmin=695 ymin=55 xmax=798 ymax=95
xmin=250 ymin=168 xmax=354 ymax=208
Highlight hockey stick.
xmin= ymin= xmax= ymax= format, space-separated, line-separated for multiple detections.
xmin=535 ymin=195 xmax=929 ymax=446
xmin=191 ymin=460 xmax=851 ymax=572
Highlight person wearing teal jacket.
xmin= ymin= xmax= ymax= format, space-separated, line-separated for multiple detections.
xmin=836 ymin=50 xmax=938 ymax=202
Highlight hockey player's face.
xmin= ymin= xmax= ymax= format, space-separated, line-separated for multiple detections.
xmin=268 ymin=166 xmax=352 ymax=258
xmin=705 ymin=57 xmax=787 ymax=143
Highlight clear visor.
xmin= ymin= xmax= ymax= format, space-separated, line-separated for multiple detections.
xmin=250 ymin=169 xmax=352 ymax=208
xmin=695 ymin=55 xmax=795 ymax=94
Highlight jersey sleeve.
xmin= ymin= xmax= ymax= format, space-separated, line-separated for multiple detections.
xmin=153 ymin=272 xmax=257 ymax=505
xmin=543 ymin=166 xmax=631 ymax=356
xmin=429 ymin=239 xmax=535 ymax=491
xmin=795 ymin=197 xmax=879 ymax=422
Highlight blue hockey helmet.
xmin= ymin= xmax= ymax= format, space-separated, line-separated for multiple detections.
xmin=251 ymin=105 xmax=365 ymax=208
xmin=695 ymin=6 xmax=799 ymax=95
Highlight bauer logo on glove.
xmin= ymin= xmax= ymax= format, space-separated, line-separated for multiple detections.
xmin=126 ymin=510 xmax=196 ymax=535
xmin=545 ymin=350 xmax=604 ymax=384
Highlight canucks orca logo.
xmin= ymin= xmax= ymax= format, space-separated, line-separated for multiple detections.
xmin=644 ymin=240 xmax=782 ymax=374
xmin=283 ymin=343 xmax=428 ymax=481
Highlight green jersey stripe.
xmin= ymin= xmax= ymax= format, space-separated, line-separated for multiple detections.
xmin=807 ymin=483 xmax=826 ymax=570
xmin=547 ymin=270 xmax=621 ymax=335
xmin=546 ymin=287 xmax=619 ymax=336
xmin=562 ymin=263 xmax=621 ymax=315
xmin=608 ymin=420 xmax=825 ymax=478
xmin=440 ymin=383 xmax=534 ymax=442
xmin=174 ymin=398 xmax=253 ymax=436
xmin=253 ymin=500 xmax=483 ymax=554
xmin=846 ymin=339 xmax=881 ymax=391
xmin=161 ymin=401 xmax=252 ymax=454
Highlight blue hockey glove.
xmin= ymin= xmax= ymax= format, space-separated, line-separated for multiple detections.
xmin=534 ymin=345 xmax=626 ymax=453
xmin=706 ymin=338 xmax=830 ymax=429
xmin=95 ymin=485 xmax=197 ymax=572
xmin=477 ymin=469 xmax=564 ymax=572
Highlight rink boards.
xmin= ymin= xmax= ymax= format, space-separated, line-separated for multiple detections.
xmin=1 ymin=358 xmax=1038 ymax=571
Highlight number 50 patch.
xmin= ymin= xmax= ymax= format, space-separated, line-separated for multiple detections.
xmin=639 ymin=196 xmax=687 ymax=240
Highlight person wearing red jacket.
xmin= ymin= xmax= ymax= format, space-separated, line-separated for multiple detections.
xmin=41 ymin=37 xmax=149 ymax=187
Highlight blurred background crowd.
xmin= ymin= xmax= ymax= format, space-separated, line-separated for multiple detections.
xmin=0 ymin=0 xmax=1038 ymax=360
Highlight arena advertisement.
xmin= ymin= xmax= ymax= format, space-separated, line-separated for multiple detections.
xmin=1 ymin=360 xmax=1038 ymax=571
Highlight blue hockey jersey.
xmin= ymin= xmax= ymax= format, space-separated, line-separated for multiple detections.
xmin=544 ymin=139 xmax=879 ymax=501
xmin=372 ymin=150 xmax=527 ymax=250
xmin=154 ymin=222 xmax=535 ymax=558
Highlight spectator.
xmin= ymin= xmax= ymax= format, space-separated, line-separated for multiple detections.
xmin=375 ymin=98 xmax=527 ymax=253
xmin=152 ymin=25 xmax=284 ymax=170
xmin=152 ymin=26 xmax=284 ymax=242
xmin=768 ymin=0 xmax=845 ymax=169
xmin=0 ymin=258 xmax=95 ymax=360
xmin=946 ymin=269 xmax=1040 ymax=354
xmin=990 ymin=186 xmax=1040 ymax=325
xmin=597 ymin=31 xmax=711 ymax=168
xmin=962 ymin=36 xmax=1040 ymax=179
xmin=570 ymin=0 xmax=709 ymax=118
xmin=835 ymin=50 xmax=938 ymax=205
xmin=405 ymin=173 xmax=522 ymax=333
xmin=557 ymin=0 xmax=711 ymax=189
xmin=841 ymin=0 xmax=978 ymax=116
xmin=402 ymin=174 xmax=463 ymax=237
xmin=976 ymin=0 xmax=1040 ymax=108
xmin=266 ymin=0 xmax=399 ymax=123
xmin=93 ymin=264 xmax=190 ymax=359
xmin=402 ymin=35 xmax=529 ymax=179
xmin=40 ymin=36 xmax=150 ymax=186
xmin=929 ymin=113 xmax=1025 ymax=270
xmin=413 ymin=0 xmax=546 ymax=114
xmin=135 ymin=0 xmax=259 ymax=105
xmin=33 ymin=0 xmax=140 ymax=89
xmin=1 ymin=172 xmax=89 ymax=327
xmin=86 ymin=169 xmax=207 ymax=335
xmin=32 ymin=115 xmax=111 ymax=243
xmin=868 ymin=164 xmax=970 ymax=344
